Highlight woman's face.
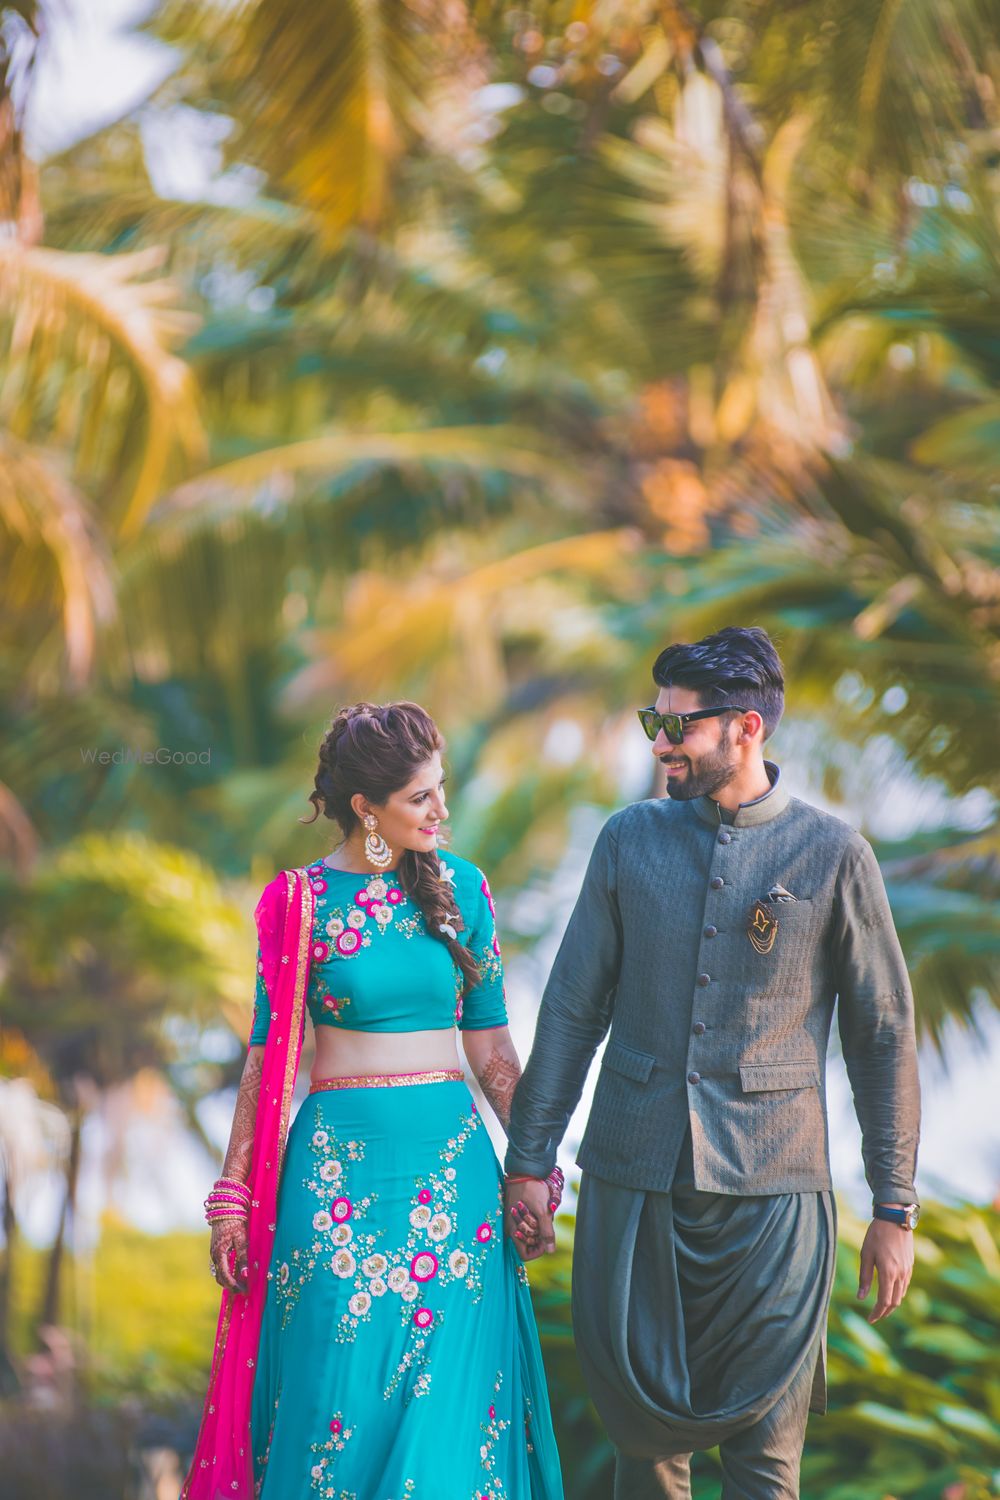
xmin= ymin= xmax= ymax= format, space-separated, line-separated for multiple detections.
xmin=353 ymin=750 xmax=449 ymax=856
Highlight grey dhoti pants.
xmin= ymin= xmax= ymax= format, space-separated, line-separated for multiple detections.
xmin=572 ymin=1133 xmax=836 ymax=1500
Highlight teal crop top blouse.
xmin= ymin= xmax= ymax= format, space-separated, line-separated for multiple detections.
xmin=247 ymin=851 xmax=508 ymax=1044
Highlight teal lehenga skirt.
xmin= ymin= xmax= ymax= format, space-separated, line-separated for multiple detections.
xmin=250 ymin=1073 xmax=563 ymax=1500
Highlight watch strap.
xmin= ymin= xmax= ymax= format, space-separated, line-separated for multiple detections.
xmin=872 ymin=1202 xmax=917 ymax=1229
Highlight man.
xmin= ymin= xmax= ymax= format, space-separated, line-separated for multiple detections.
xmin=504 ymin=626 xmax=920 ymax=1499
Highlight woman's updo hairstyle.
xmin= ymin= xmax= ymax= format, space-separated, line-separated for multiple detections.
xmin=301 ymin=701 xmax=481 ymax=993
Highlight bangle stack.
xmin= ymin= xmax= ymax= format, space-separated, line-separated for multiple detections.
xmin=505 ymin=1165 xmax=565 ymax=1214
xmin=204 ymin=1176 xmax=251 ymax=1225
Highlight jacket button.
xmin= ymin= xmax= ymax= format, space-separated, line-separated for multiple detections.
xmin=697 ymin=972 xmax=711 ymax=987
xmin=692 ymin=1022 xmax=706 ymax=1036
xmin=688 ymin=1071 xmax=701 ymax=1085
xmin=710 ymin=876 xmax=724 ymax=890
xmin=718 ymin=830 xmax=732 ymax=844
xmin=704 ymin=925 xmax=717 ymax=938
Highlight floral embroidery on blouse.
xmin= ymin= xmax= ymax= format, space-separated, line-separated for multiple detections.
xmin=473 ymin=871 xmax=504 ymax=988
xmin=317 ymin=992 xmax=351 ymax=1022
xmin=480 ymin=874 xmax=496 ymax=918
xmin=475 ymin=942 xmax=503 ymax=988
xmin=306 ymin=865 xmax=410 ymax=963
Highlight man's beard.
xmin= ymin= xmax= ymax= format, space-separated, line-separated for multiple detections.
xmin=661 ymin=741 xmax=737 ymax=801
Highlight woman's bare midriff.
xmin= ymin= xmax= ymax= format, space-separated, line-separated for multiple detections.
xmin=311 ymin=1025 xmax=462 ymax=1083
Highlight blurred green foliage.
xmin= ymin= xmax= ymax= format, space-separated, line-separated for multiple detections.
xmin=529 ymin=1197 xmax=1000 ymax=1499
xmin=5 ymin=1197 xmax=997 ymax=1498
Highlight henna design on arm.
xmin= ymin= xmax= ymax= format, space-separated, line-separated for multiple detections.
xmin=477 ymin=1041 xmax=522 ymax=1134
xmin=221 ymin=1045 xmax=263 ymax=1183
xmin=210 ymin=1046 xmax=263 ymax=1291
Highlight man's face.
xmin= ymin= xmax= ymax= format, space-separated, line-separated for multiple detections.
xmin=651 ymin=685 xmax=738 ymax=801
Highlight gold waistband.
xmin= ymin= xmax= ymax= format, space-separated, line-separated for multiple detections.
xmin=309 ymin=1069 xmax=465 ymax=1092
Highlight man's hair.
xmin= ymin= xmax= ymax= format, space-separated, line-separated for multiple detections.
xmin=651 ymin=626 xmax=785 ymax=740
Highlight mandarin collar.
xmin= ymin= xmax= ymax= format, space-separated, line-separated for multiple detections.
xmin=692 ymin=760 xmax=790 ymax=828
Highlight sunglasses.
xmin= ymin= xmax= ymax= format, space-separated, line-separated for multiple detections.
xmin=637 ymin=705 xmax=748 ymax=745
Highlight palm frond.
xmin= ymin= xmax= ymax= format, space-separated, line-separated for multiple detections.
xmin=882 ymin=874 xmax=1000 ymax=1050
xmin=201 ymin=0 xmax=429 ymax=242
xmin=0 ymin=430 xmax=118 ymax=686
xmin=0 ymin=243 xmax=206 ymax=534
xmin=284 ymin=527 xmax=640 ymax=712
xmin=751 ymin=0 xmax=1000 ymax=185
xmin=157 ymin=425 xmax=575 ymax=518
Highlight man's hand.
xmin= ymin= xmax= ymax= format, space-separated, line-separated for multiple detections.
xmin=504 ymin=1179 xmax=555 ymax=1261
xmin=857 ymin=1216 xmax=914 ymax=1323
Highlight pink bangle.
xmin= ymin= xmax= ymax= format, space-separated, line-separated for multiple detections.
xmin=204 ymin=1191 xmax=250 ymax=1207
xmin=213 ymin=1177 xmax=250 ymax=1199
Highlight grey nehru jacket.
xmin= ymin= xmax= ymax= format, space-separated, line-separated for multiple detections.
xmin=506 ymin=763 xmax=921 ymax=1201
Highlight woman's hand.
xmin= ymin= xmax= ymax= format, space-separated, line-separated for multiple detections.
xmin=207 ymin=1046 xmax=263 ymax=1295
xmin=211 ymin=1217 xmax=249 ymax=1294
xmin=505 ymin=1179 xmax=556 ymax=1259
xmin=506 ymin=1167 xmax=563 ymax=1257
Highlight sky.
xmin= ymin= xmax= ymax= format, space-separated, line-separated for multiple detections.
xmin=24 ymin=0 xmax=173 ymax=160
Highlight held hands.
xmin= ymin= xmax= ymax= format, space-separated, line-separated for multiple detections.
xmin=504 ymin=1167 xmax=564 ymax=1261
xmin=210 ymin=1218 xmax=249 ymax=1294
xmin=857 ymin=1217 xmax=914 ymax=1323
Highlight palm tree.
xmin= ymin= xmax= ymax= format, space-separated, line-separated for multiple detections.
xmin=0 ymin=833 xmax=251 ymax=1329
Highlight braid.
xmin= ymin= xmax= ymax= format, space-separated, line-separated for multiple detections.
xmin=300 ymin=702 xmax=481 ymax=994
xmin=401 ymin=847 xmax=481 ymax=994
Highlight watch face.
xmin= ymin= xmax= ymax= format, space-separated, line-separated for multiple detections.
xmin=907 ymin=1205 xmax=920 ymax=1229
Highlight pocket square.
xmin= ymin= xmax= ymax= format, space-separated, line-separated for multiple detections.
xmin=767 ymin=884 xmax=798 ymax=903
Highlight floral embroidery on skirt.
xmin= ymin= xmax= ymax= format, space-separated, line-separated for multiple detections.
xmin=250 ymin=1079 xmax=562 ymax=1500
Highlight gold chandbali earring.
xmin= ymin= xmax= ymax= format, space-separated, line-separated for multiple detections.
xmin=363 ymin=812 xmax=393 ymax=870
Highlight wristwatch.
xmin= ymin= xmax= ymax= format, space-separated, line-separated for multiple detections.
xmin=872 ymin=1202 xmax=920 ymax=1230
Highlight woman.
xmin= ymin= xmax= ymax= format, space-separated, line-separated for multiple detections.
xmin=182 ymin=702 xmax=564 ymax=1500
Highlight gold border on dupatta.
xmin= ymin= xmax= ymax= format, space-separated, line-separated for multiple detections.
xmin=276 ymin=868 xmax=313 ymax=1181
xmin=181 ymin=870 xmax=313 ymax=1500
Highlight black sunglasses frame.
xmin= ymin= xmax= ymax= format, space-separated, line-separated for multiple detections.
xmin=637 ymin=705 xmax=749 ymax=745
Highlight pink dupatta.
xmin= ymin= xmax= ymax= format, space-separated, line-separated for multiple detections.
xmin=181 ymin=868 xmax=314 ymax=1500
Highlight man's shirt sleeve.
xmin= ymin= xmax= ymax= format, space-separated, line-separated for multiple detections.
xmin=505 ymin=816 xmax=624 ymax=1179
xmin=833 ymin=832 xmax=921 ymax=1204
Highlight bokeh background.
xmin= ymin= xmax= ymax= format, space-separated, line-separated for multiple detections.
xmin=1 ymin=0 xmax=999 ymax=1496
